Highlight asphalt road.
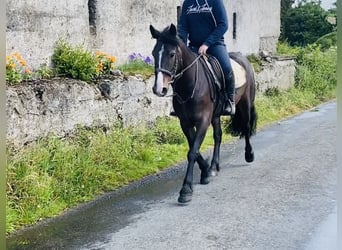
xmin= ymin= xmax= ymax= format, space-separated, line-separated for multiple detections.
xmin=7 ymin=101 xmax=337 ymax=250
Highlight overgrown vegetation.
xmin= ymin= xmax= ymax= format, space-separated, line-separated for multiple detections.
xmin=52 ymin=40 xmax=118 ymax=81
xmin=246 ymin=54 xmax=263 ymax=73
xmin=6 ymin=42 xmax=336 ymax=234
xmin=6 ymin=41 xmax=152 ymax=85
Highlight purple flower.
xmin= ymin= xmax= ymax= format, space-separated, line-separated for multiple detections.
xmin=144 ymin=56 xmax=153 ymax=65
xmin=129 ymin=53 xmax=136 ymax=61
xmin=128 ymin=52 xmax=153 ymax=65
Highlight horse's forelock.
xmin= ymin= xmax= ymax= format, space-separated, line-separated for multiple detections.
xmin=158 ymin=29 xmax=179 ymax=46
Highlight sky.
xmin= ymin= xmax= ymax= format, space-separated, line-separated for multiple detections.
xmin=294 ymin=0 xmax=335 ymax=10
xmin=320 ymin=0 xmax=335 ymax=10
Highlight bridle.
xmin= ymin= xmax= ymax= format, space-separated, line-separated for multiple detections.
xmin=156 ymin=46 xmax=202 ymax=85
xmin=155 ymin=46 xmax=203 ymax=103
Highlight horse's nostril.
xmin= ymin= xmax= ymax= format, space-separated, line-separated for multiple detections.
xmin=162 ymin=88 xmax=168 ymax=95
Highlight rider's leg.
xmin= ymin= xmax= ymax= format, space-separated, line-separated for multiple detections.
xmin=223 ymin=71 xmax=235 ymax=115
xmin=208 ymin=44 xmax=235 ymax=116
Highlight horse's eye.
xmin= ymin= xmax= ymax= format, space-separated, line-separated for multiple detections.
xmin=170 ymin=51 xmax=176 ymax=58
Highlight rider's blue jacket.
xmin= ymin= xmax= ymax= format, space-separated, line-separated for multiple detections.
xmin=177 ymin=0 xmax=229 ymax=48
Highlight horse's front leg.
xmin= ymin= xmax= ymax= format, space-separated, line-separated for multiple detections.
xmin=209 ymin=116 xmax=222 ymax=176
xmin=178 ymin=122 xmax=209 ymax=203
xmin=180 ymin=123 xmax=210 ymax=185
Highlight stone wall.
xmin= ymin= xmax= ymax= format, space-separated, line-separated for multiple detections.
xmin=6 ymin=58 xmax=295 ymax=147
xmin=256 ymin=57 xmax=296 ymax=92
xmin=6 ymin=76 xmax=172 ymax=146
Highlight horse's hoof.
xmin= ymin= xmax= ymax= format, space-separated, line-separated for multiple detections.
xmin=209 ymin=170 xmax=218 ymax=177
xmin=245 ymin=151 xmax=254 ymax=163
xmin=200 ymin=176 xmax=210 ymax=185
xmin=178 ymin=194 xmax=192 ymax=203
xmin=178 ymin=186 xmax=193 ymax=203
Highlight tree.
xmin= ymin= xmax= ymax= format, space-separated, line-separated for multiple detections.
xmin=280 ymin=0 xmax=295 ymax=40
xmin=280 ymin=0 xmax=334 ymax=46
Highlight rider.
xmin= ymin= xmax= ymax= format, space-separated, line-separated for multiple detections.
xmin=175 ymin=0 xmax=235 ymax=116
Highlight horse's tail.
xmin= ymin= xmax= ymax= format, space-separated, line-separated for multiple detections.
xmin=227 ymin=52 xmax=257 ymax=138
xmin=228 ymin=105 xmax=257 ymax=138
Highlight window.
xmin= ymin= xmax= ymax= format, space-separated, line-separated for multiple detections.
xmin=177 ymin=6 xmax=181 ymax=26
xmin=233 ymin=12 xmax=237 ymax=39
xmin=88 ymin=0 xmax=97 ymax=35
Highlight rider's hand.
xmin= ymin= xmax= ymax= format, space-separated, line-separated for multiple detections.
xmin=198 ymin=44 xmax=209 ymax=55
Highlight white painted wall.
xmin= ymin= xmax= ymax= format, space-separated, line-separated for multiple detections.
xmin=6 ymin=0 xmax=280 ymax=69
xmin=6 ymin=0 xmax=91 ymax=68
xmin=226 ymin=0 xmax=281 ymax=54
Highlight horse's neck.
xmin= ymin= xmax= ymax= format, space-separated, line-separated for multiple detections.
xmin=178 ymin=55 xmax=197 ymax=84
xmin=182 ymin=48 xmax=197 ymax=68
xmin=178 ymin=48 xmax=198 ymax=80
xmin=174 ymin=49 xmax=204 ymax=100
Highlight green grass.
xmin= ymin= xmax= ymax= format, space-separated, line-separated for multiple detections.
xmin=6 ymin=44 xmax=336 ymax=235
xmin=117 ymin=60 xmax=154 ymax=80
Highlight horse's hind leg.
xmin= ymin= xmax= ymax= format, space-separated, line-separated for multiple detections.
xmin=245 ymin=135 xmax=254 ymax=162
xmin=245 ymin=105 xmax=256 ymax=162
xmin=240 ymin=103 xmax=255 ymax=163
xmin=209 ymin=116 xmax=222 ymax=176
xmin=234 ymin=98 xmax=255 ymax=163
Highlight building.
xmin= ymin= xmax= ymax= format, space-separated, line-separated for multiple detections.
xmin=6 ymin=0 xmax=281 ymax=69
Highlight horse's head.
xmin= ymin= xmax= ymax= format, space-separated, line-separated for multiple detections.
xmin=150 ymin=24 xmax=180 ymax=97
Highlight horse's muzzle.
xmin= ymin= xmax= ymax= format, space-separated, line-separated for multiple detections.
xmin=152 ymin=72 xmax=171 ymax=97
xmin=152 ymin=86 xmax=168 ymax=97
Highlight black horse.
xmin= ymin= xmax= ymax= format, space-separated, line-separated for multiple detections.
xmin=150 ymin=24 xmax=257 ymax=203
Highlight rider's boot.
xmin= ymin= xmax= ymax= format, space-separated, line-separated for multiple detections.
xmin=221 ymin=71 xmax=236 ymax=116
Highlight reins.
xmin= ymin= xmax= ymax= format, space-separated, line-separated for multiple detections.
xmin=165 ymin=53 xmax=203 ymax=104
xmin=171 ymin=54 xmax=202 ymax=84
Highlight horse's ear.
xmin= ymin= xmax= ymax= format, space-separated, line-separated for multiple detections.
xmin=169 ymin=23 xmax=177 ymax=36
xmin=150 ymin=25 xmax=160 ymax=39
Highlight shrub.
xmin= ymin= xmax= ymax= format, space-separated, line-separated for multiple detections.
xmin=276 ymin=42 xmax=301 ymax=57
xmin=314 ymin=31 xmax=337 ymax=51
xmin=52 ymin=40 xmax=98 ymax=81
xmin=295 ymin=45 xmax=336 ymax=99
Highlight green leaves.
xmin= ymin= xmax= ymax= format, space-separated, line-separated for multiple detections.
xmin=280 ymin=1 xmax=334 ymax=46
xmin=52 ymin=40 xmax=97 ymax=81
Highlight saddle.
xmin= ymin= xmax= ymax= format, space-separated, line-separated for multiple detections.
xmin=200 ymin=55 xmax=225 ymax=104
xmin=201 ymin=54 xmax=247 ymax=93
xmin=201 ymin=55 xmax=225 ymax=91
